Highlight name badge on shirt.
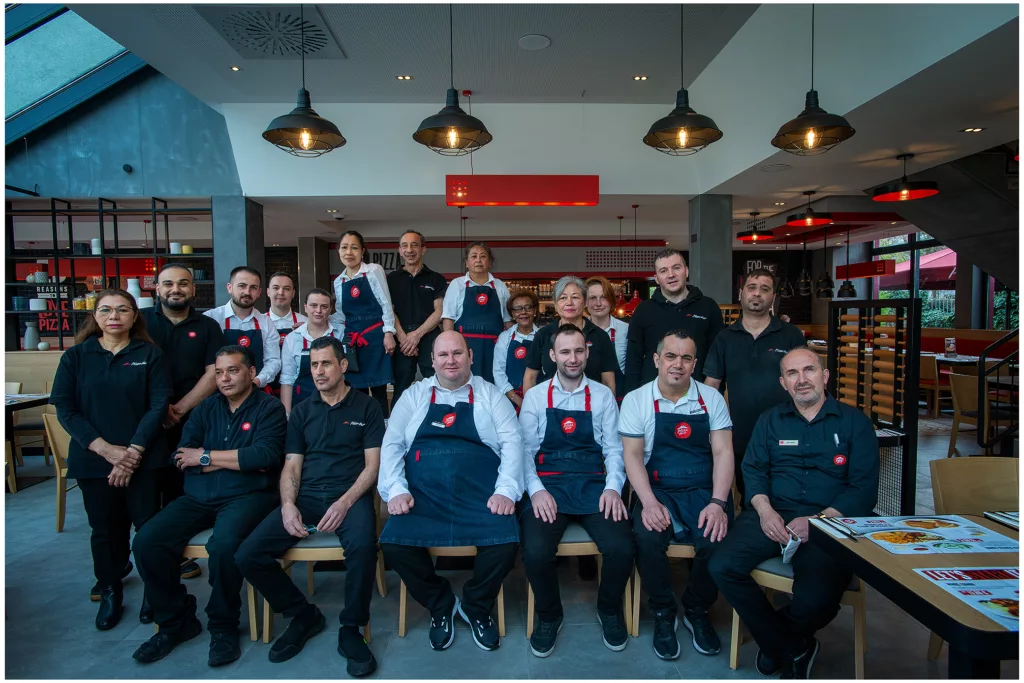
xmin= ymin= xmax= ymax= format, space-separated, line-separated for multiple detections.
xmin=779 ymin=440 xmax=799 ymax=446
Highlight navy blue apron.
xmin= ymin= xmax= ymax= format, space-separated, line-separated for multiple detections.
xmin=456 ymin=281 xmax=503 ymax=384
xmin=269 ymin=311 xmax=298 ymax=396
xmin=528 ymin=382 xmax=606 ymax=516
xmin=379 ymin=385 xmax=520 ymax=547
xmin=341 ymin=275 xmax=393 ymax=389
xmin=223 ymin=315 xmax=266 ymax=377
xmin=607 ymin=326 xmax=626 ymax=403
xmin=292 ymin=329 xmax=339 ymax=405
xmin=505 ymin=330 xmax=532 ymax=411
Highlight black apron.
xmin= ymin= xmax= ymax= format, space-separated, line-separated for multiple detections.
xmin=223 ymin=315 xmax=266 ymax=376
xmin=504 ymin=330 xmax=532 ymax=412
xmin=455 ymin=281 xmax=504 ymax=384
xmin=269 ymin=311 xmax=298 ymax=396
xmin=292 ymin=329 xmax=340 ymax=405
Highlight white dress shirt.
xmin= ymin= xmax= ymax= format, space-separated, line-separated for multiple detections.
xmin=279 ymin=322 xmax=341 ymax=386
xmin=329 ymin=262 xmax=396 ymax=335
xmin=520 ymin=374 xmax=625 ymax=498
xmin=596 ymin=316 xmax=629 ymax=374
xmin=268 ymin=309 xmax=307 ymax=329
xmin=441 ymin=273 xmax=512 ymax=324
xmin=204 ymin=302 xmax=282 ymax=387
xmin=378 ymin=374 xmax=525 ymax=503
xmin=618 ymin=379 xmax=732 ymax=464
xmin=492 ymin=324 xmax=539 ymax=395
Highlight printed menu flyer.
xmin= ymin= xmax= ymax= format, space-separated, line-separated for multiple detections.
xmin=915 ymin=567 xmax=1019 ymax=631
xmin=831 ymin=515 xmax=1019 ymax=554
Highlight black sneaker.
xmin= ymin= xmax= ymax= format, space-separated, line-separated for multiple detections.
xmin=338 ymin=625 xmax=378 ymax=677
xmin=429 ymin=597 xmax=458 ymax=651
xmin=208 ymin=630 xmax=241 ymax=667
xmin=457 ymin=601 xmax=500 ymax=651
xmin=91 ymin=561 xmax=133 ymax=601
xmin=756 ymin=647 xmax=783 ymax=677
xmin=682 ymin=610 xmax=721 ymax=655
xmin=180 ymin=559 xmax=202 ymax=580
xmin=269 ymin=605 xmax=326 ymax=663
xmin=529 ymin=616 xmax=563 ymax=658
xmin=781 ymin=637 xmax=820 ymax=679
xmin=598 ymin=610 xmax=628 ymax=652
xmin=132 ymin=617 xmax=203 ymax=663
xmin=652 ymin=611 xmax=680 ymax=660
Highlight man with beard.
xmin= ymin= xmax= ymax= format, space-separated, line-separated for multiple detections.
xmin=267 ymin=272 xmax=307 ymax=396
xmin=236 ymin=336 xmax=384 ymax=674
xmin=279 ymin=288 xmax=342 ymax=416
xmin=709 ymin=347 xmax=878 ymax=679
xmin=703 ymin=269 xmax=806 ymax=497
xmin=205 ymin=266 xmax=282 ymax=391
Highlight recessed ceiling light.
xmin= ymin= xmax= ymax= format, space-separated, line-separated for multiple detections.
xmin=518 ymin=34 xmax=551 ymax=51
xmin=774 ymin=202 xmax=786 ymax=206
xmin=961 ymin=127 xmax=985 ymax=132
xmin=230 ymin=66 xmax=241 ymax=72
xmin=396 ymin=75 xmax=412 ymax=81
xmin=633 ymin=75 xmax=648 ymax=81
xmin=891 ymin=221 xmax=898 ymax=225
xmin=325 ymin=209 xmax=339 ymax=213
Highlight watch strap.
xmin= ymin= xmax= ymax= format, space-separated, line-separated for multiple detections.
xmin=710 ymin=497 xmax=728 ymax=510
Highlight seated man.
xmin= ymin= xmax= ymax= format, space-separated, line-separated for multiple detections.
xmin=620 ymin=330 xmax=734 ymax=661
xmin=378 ymin=331 xmax=524 ymax=652
xmin=709 ymin=347 xmax=879 ymax=679
xmin=236 ymin=337 xmax=384 ymax=675
xmin=519 ymin=324 xmax=634 ymax=657
xmin=132 ymin=345 xmax=287 ymax=666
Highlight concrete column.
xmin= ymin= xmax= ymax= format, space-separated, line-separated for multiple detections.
xmin=296 ymin=236 xmax=333 ymax=301
xmin=954 ymin=258 xmax=985 ymax=329
xmin=212 ymin=196 xmax=265 ymax=306
xmin=687 ymin=194 xmax=733 ymax=303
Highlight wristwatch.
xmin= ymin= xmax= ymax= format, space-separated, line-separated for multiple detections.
xmin=709 ymin=497 xmax=728 ymax=511
xmin=199 ymin=450 xmax=211 ymax=467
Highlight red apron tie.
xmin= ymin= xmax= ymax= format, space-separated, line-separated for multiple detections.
xmin=348 ymin=320 xmax=384 ymax=348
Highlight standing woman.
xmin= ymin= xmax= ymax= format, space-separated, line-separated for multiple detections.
xmin=50 ymin=289 xmax=172 ymax=631
xmin=492 ymin=289 xmax=540 ymax=413
xmin=441 ymin=242 xmax=512 ymax=383
xmin=585 ymin=276 xmax=629 ymax=402
xmin=331 ymin=230 xmax=396 ymax=417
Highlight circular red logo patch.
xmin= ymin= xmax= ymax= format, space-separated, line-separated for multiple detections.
xmin=674 ymin=422 xmax=691 ymax=439
xmin=238 ymin=335 xmax=251 ymax=347
xmin=188 ymin=331 xmax=197 ymax=338
xmin=514 ymin=346 xmax=527 ymax=360
xmin=561 ymin=417 xmax=577 ymax=434
xmin=476 ymin=292 xmax=489 ymax=305
xmin=241 ymin=422 xmax=252 ymax=431
xmin=442 ymin=413 xmax=457 ymax=427
xmin=833 ymin=454 xmax=847 ymax=466
xmin=350 ymin=286 xmax=361 ymax=298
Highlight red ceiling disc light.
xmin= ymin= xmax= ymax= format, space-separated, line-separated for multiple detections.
xmin=785 ymin=190 xmax=833 ymax=228
xmin=872 ymin=153 xmax=940 ymax=202
xmin=737 ymin=211 xmax=773 ymax=243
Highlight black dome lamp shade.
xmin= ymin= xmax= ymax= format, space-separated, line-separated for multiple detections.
xmin=643 ymin=5 xmax=723 ymax=155
xmin=836 ymin=226 xmax=857 ymax=298
xmin=770 ymin=4 xmax=855 ymax=156
xmin=412 ymin=4 xmax=492 ymax=156
xmin=786 ymin=190 xmax=833 ymax=228
xmin=263 ymin=5 xmax=346 ymax=157
xmin=872 ymin=153 xmax=940 ymax=202
xmin=815 ymin=224 xmax=835 ymax=299
xmin=778 ymin=238 xmax=795 ymax=299
xmin=796 ymin=235 xmax=812 ymax=297
xmin=737 ymin=211 xmax=772 ymax=243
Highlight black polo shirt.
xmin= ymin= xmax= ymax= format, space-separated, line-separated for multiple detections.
xmin=703 ymin=316 xmax=807 ymax=452
xmin=286 ymin=388 xmax=385 ymax=497
xmin=526 ymin=319 xmax=618 ymax=386
xmin=742 ymin=395 xmax=880 ymax=517
xmin=141 ymin=305 xmax=226 ymax=403
xmin=49 ymin=337 xmax=172 ymax=479
xmin=386 ymin=265 xmax=448 ymax=332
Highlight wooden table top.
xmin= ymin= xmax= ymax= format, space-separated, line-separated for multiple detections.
xmin=4 ymin=394 xmax=50 ymax=411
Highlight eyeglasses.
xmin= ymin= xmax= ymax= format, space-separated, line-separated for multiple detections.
xmin=511 ymin=305 xmax=534 ymax=313
xmin=96 ymin=306 xmax=133 ymax=317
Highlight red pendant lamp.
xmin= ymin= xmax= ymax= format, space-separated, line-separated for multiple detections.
xmin=785 ymin=190 xmax=833 ymax=228
xmin=872 ymin=153 xmax=939 ymax=202
xmin=737 ymin=211 xmax=772 ymax=243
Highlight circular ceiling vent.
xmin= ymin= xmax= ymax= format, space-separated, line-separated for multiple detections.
xmin=759 ymin=163 xmax=792 ymax=173
xmin=221 ymin=10 xmax=328 ymax=56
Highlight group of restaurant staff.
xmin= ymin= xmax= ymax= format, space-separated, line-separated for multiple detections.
xmin=48 ymin=235 xmax=880 ymax=679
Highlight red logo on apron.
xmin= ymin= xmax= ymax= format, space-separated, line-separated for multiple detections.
xmin=241 ymin=422 xmax=252 ymax=431
xmin=188 ymin=331 xmax=197 ymax=338
xmin=476 ymin=292 xmax=489 ymax=305
xmin=561 ymin=417 xmax=577 ymax=434
xmin=675 ymin=422 xmax=691 ymax=439
xmin=351 ymin=286 xmax=361 ymax=298
xmin=238 ymin=335 xmax=251 ymax=347
xmin=833 ymin=454 xmax=847 ymax=466
xmin=442 ymin=413 xmax=457 ymax=427
xmin=514 ymin=346 xmax=527 ymax=360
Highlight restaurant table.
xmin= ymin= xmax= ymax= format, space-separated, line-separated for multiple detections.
xmin=5 ymin=394 xmax=51 ymax=489
xmin=810 ymin=515 xmax=1018 ymax=679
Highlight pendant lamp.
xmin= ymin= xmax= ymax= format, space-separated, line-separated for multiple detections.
xmin=796 ymin=236 xmax=812 ymax=296
xmin=770 ymin=5 xmax=855 ymax=156
xmin=617 ymin=215 xmax=624 ymax=277
xmin=786 ymin=190 xmax=833 ymax=228
xmin=837 ymin=227 xmax=857 ymax=298
xmin=412 ymin=4 xmax=492 ymax=155
xmin=778 ymin=239 xmax=795 ymax=298
xmin=815 ymin=225 xmax=835 ymax=299
xmin=872 ymin=153 xmax=940 ymax=202
xmin=263 ymin=5 xmax=346 ymax=157
xmin=737 ymin=211 xmax=772 ymax=243
xmin=642 ymin=4 xmax=723 ymax=155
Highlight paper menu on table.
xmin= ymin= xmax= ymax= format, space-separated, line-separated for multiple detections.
xmin=831 ymin=516 xmax=1019 ymax=555
xmin=915 ymin=567 xmax=1019 ymax=631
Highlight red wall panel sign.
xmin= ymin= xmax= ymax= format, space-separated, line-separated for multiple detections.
xmin=446 ymin=175 xmax=599 ymax=206
xmin=836 ymin=260 xmax=896 ymax=279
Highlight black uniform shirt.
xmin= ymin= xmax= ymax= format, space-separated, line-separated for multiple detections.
xmin=526 ymin=319 xmax=618 ymax=386
xmin=286 ymin=388 xmax=385 ymax=497
xmin=50 ymin=337 xmax=172 ymax=479
xmin=742 ymin=395 xmax=880 ymax=517
xmin=703 ymin=316 xmax=807 ymax=451
xmin=386 ymin=265 xmax=448 ymax=332
xmin=142 ymin=306 xmax=226 ymax=403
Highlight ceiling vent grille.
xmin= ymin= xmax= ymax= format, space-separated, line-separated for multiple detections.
xmin=196 ymin=5 xmax=345 ymax=60
xmin=585 ymin=248 xmax=657 ymax=270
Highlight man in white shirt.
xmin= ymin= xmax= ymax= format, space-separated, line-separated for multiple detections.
xmin=378 ymin=331 xmax=524 ymax=653
xmin=267 ymin=272 xmax=307 ymax=348
xmin=519 ymin=324 xmax=634 ymax=658
xmin=204 ymin=266 xmax=281 ymax=390
xmin=279 ymin=288 xmax=340 ymax=416
xmin=620 ymin=330 xmax=734 ymax=661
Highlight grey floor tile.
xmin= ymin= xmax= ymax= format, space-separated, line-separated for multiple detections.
xmin=228 ymin=626 xmax=390 ymax=679
xmin=380 ymin=626 xmax=530 ymax=679
xmin=526 ymin=623 xmax=680 ymax=679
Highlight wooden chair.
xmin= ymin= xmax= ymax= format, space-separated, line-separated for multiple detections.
xmin=947 ymin=373 xmax=1015 ymax=458
xmin=629 ymin=542 xmax=696 ymax=638
xmin=919 ymin=356 xmax=951 ymax=418
xmin=728 ymin=557 xmax=867 ymax=679
xmin=42 ymin=414 xmax=78 ymax=532
xmin=5 ymin=442 xmax=17 ymax=494
xmin=926 ymin=457 xmax=1019 ymax=660
xmin=397 ymin=547 xmax=507 ymax=638
xmin=7 ymin=380 xmax=52 ymax=467
xmin=524 ymin=521 xmax=632 ymax=638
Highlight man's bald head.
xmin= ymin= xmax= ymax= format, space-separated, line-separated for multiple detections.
xmin=432 ymin=331 xmax=473 ymax=390
xmin=779 ymin=346 xmax=828 ymax=408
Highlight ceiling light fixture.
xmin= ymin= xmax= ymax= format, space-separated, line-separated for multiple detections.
xmin=774 ymin=202 xmax=786 ymax=206
xmin=737 ymin=211 xmax=773 ymax=243
xmin=815 ymin=224 xmax=835 ymax=298
xmin=961 ymin=127 xmax=985 ymax=133
xmin=837 ymin=226 xmax=857 ymax=298
xmin=633 ymin=75 xmax=648 ymax=81
xmin=796 ymin=235 xmax=812 ymax=296
xmin=642 ymin=4 xmax=723 ymax=156
xmin=771 ymin=4 xmax=855 ymax=156
xmin=262 ymin=5 xmax=345 ymax=157
xmin=230 ymin=66 xmax=241 ymax=72
xmin=778 ymin=239 xmax=795 ymax=298
xmin=412 ymin=4 xmax=492 ymax=156
xmin=872 ymin=153 xmax=940 ymax=202
xmin=396 ymin=75 xmax=412 ymax=80
xmin=785 ymin=190 xmax=833 ymax=227
xmin=325 ymin=209 xmax=339 ymax=213
xmin=518 ymin=34 xmax=551 ymax=51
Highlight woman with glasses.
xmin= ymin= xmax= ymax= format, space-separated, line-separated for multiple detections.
xmin=492 ymin=289 xmax=540 ymax=413
xmin=585 ymin=276 xmax=629 ymax=403
xmin=50 ymin=289 xmax=172 ymax=631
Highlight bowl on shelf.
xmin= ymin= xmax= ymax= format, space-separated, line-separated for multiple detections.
xmin=11 ymin=296 xmax=29 ymax=311
xmin=28 ymin=299 xmax=48 ymax=311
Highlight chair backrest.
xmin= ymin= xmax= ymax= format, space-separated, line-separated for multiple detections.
xmin=42 ymin=414 xmax=71 ymax=473
xmin=930 ymin=457 xmax=1019 ymax=516
xmin=919 ymin=356 xmax=938 ymax=382
xmin=5 ymin=381 xmax=22 ymax=394
xmin=43 ymin=380 xmax=55 ymax=414
xmin=948 ymin=373 xmax=979 ymax=415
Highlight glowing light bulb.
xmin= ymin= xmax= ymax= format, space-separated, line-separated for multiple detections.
xmin=446 ymin=127 xmax=459 ymax=148
xmin=299 ymin=130 xmax=313 ymax=150
xmin=677 ymin=128 xmax=688 ymax=148
xmin=899 ymin=188 xmax=910 ymax=200
xmin=805 ymin=217 xmax=813 ymax=226
xmin=805 ymin=128 xmax=817 ymax=149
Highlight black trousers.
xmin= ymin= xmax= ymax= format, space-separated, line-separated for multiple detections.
xmin=733 ymin=438 xmax=749 ymax=501
xmin=132 ymin=490 xmax=278 ymax=634
xmin=235 ymin=493 xmax=378 ymax=627
xmin=708 ymin=510 xmax=851 ymax=660
xmin=381 ymin=542 xmax=518 ymax=622
xmin=391 ymin=329 xmax=437 ymax=407
xmin=79 ymin=470 xmax=161 ymax=588
xmin=358 ymin=386 xmax=391 ymax=419
xmin=633 ymin=500 xmax=719 ymax=617
xmin=521 ymin=511 xmax=635 ymax=622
